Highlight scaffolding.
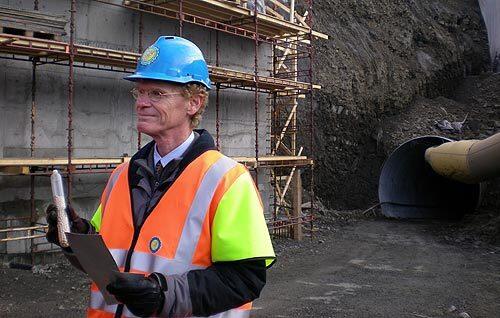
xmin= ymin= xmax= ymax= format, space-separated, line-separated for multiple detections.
xmin=0 ymin=0 xmax=326 ymax=261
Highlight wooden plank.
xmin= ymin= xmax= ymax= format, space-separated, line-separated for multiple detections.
xmin=0 ymin=157 xmax=129 ymax=166
xmin=266 ymin=0 xmax=290 ymax=13
xmin=265 ymin=6 xmax=285 ymax=20
xmin=258 ymin=155 xmax=308 ymax=161
xmin=140 ymin=0 xmax=247 ymax=26
xmin=0 ymin=225 xmax=47 ymax=233
xmin=0 ymin=156 xmax=310 ymax=168
xmin=274 ymin=147 xmax=303 ymax=216
xmin=0 ymin=34 xmax=318 ymax=91
xmin=294 ymin=11 xmax=308 ymax=28
xmin=232 ymin=155 xmax=307 ymax=162
xmin=278 ymin=143 xmax=293 ymax=155
xmin=210 ymin=64 xmax=310 ymax=90
xmin=273 ymin=103 xmax=298 ymax=153
xmin=312 ymin=30 xmax=328 ymax=40
xmin=0 ymin=166 xmax=30 ymax=174
xmin=280 ymin=148 xmax=302 ymax=199
xmin=271 ymin=170 xmax=291 ymax=218
xmin=159 ymin=1 xmax=241 ymax=24
xmin=0 ymin=234 xmax=45 ymax=242
xmin=128 ymin=0 xmax=328 ymax=39
xmin=0 ymin=37 xmax=17 ymax=45
xmin=292 ymin=168 xmax=303 ymax=240
xmin=0 ymin=4 xmax=67 ymax=36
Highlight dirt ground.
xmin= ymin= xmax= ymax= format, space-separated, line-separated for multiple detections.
xmin=257 ymin=213 xmax=500 ymax=318
xmin=1 ymin=212 xmax=499 ymax=318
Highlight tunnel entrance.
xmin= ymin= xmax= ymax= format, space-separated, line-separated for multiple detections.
xmin=378 ymin=136 xmax=482 ymax=219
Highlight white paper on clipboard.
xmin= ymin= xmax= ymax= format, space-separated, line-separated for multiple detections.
xmin=66 ymin=233 xmax=119 ymax=304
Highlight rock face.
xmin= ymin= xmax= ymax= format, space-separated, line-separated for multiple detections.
xmin=310 ymin=0 xmax=490 ymax=209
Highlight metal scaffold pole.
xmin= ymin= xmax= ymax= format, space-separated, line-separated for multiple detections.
xmin=30 ymin=0 xmax=40 ymax=262
xmin=29 ymin=56 xmax=38 ymax=264
xmin=271 ymin=41 xmax=277 ymax=223
xmin=307 ymin=0 xmax=315 ymax=238
xmin=67 ymin=0 xmax=76 ymax=199
xmin=215 ymin=30 xmax=221 ymax=150
xmin=254 ymin=2 xmax=259 ymax=189
xmin=179 ymin=0 xmax=184 ymax=37
xmin=0 ymin=0 xmax=328 ymax=250
xmin=30 ymin=59 xmax=37 ymax=159
xmin=137 ymin=12 xmax=143 ymax=151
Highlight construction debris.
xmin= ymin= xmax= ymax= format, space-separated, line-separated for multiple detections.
xmin=435 ymin=114 xmax=468 ymax=133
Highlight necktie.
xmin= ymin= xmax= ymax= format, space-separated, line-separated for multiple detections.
xmin=155 ymin=161 xmax=163 ymax=179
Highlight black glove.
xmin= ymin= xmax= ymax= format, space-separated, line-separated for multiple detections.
xmin=106 ymin=272 xmax=167 ymax=317
xmin=45 ymin=204 xmax=90 ymax=248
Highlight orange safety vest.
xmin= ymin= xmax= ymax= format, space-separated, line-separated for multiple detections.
xmin=88 ymin=150 xmax=252 ymax=318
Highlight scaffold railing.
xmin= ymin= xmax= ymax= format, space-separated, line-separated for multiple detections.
xmin=0 ymin=0 xmax=323 ymax=258
xmin=114 ymin=0 xmax=328 ymax=41
xmin=0 ymin=33 xmax=317 ymax=92
xmin=0 ymin=155 xmax=313 ymax=176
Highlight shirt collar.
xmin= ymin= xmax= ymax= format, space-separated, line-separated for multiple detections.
xmin=154 ymin=131 xmax=195 ymax=168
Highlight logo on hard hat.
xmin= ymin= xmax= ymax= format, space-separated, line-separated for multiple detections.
xmin=149 ymin=236 xmax=162 ymax=253
xmin=140 ymin=46 xmax=159 ymax=65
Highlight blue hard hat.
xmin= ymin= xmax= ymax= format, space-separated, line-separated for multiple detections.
xmin=125 ymin=36 xmax=211 ymax=90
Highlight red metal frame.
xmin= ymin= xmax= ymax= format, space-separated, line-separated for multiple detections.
xmin=0 ymin=0 xmax=319 ymax=259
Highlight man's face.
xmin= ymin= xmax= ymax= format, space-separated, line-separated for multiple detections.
xmin=134 ymin=81 xmax=191 ymax=138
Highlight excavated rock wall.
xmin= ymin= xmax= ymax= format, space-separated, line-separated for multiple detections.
xmin=310 ymin=0 xmax=490 ymax=209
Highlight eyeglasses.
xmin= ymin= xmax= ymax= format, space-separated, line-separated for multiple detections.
xmin=130 ymin=88 xmax=183 ymax=102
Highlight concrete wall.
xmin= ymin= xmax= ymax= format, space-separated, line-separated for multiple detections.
xmin=0 ymin=0 xmax=272 ymax=253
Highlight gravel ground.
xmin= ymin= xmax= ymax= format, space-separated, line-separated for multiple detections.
xmin=256 ymin=214 xmax=500 ymax=318
xmin=1 ymin=212 xmax=499 ymax=318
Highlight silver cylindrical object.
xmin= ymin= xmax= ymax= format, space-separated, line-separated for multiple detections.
xmin=50 ymin=170 xmax=70 ymax=247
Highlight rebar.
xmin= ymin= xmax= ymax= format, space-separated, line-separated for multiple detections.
xmin=67 ymin=0 xmax=76 ymax=199
xmin=30 ymin=0 xmax=39 ymax=262
xmin=215 ymin=31 xmax=220 ymax=149
xmin=307 ymin=0 xmax=315 ymax=238
xmin=30 ymin=59 xmax=37 ymax=158
xmin=179 ymin=0 xmax=183 ymax=37
xmin=30 ymin=57 xmax=37 ymax=264
xmin=137 ymin=12 xmax=143 ymax=151
xmin=254 ymin=4 xmax=259 ymax=188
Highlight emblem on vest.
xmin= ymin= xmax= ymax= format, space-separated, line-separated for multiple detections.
xmin=149 ymin=237 xmax=162 ymax=253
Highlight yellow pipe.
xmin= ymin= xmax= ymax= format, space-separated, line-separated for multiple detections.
xmin=425 ymin=132 xmax=500 ymax=184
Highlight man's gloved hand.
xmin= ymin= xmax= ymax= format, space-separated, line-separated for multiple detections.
xmin=45 ymin=204 xmax=90 ymax=248
xmin=106 ymin=273 xmax=167 ymax=317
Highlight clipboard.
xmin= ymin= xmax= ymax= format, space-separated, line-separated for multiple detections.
xmin=66 ymin=233 xmax=120 ymax=304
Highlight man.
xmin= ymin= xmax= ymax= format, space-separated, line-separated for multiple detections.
xmin=46 ymin=36 xmax=275 ymax=318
